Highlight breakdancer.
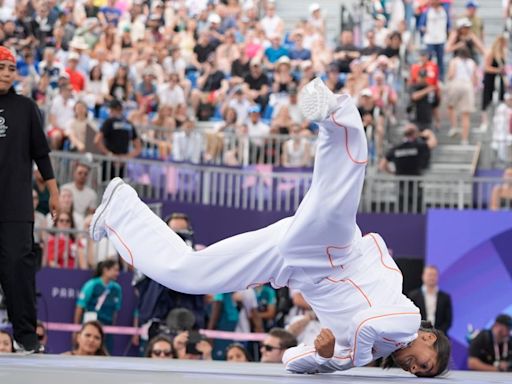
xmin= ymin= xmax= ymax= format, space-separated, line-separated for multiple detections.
xmin=91 ymin=78 xmax=450 ymax=377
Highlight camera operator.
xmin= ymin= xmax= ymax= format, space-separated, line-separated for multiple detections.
xmin=468 ymin=314 xmax=512 ymax=372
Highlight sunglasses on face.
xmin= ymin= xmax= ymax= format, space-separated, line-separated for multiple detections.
xmin=151 ymin=349 xmax=172 ymax=357
xmin=262 ymin=344 xmax=282 ymax=352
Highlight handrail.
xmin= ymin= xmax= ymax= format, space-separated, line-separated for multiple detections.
xmin=49 ymin=151 xmax=512 ymax=214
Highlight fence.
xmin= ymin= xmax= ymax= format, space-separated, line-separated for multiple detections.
xmin=50 ymin=151 xmax=512 ymax=214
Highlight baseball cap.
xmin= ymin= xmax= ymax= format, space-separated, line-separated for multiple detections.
xmin=309 ymin=3 xmax=320 ymax=13
xmin=109 ymin=99 xmax=123 ymax=110
xmin=466 ymin=0 xmax=478 ymax=8
xmin=457 ymin=17 xmax=472 ymax=29
xmin=68 ymin=51 xmax=80 ymax=61
xmin=495 ymin=314 xmax=512 ymax=328
xmin=248 ymin=104 xmax=261 ymax=113
xmin=360 ymin=88 xmax=373 ymax=97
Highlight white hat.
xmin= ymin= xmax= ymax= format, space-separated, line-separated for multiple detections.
xmin=456 ymin=17 xmax=472 ymax=29
xmin=69 ymin=36 xmax=88 ymax=50
xmin=309 ymin=3 xmax=320 ymax=13
xmin=208 ymin=13 xmax=221 ymax=24
xmin=360 ymin=88 xmax=373 ymax=97
xmin=68 ymin=51 xmax=80 ymax=61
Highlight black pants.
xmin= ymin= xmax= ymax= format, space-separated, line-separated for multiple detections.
xmin=0 ymin=222 xmax=38 ymax=350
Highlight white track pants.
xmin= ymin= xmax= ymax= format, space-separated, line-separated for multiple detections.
xmin=103 ymin=93 xmax=368 ymax=294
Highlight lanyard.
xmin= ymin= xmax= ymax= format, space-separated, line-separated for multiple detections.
xmin=494 ymin=338 xmax=509 ymax=363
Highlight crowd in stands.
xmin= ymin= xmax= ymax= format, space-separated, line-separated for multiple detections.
xmin=1 ymin=0 xmax=511 ymax=171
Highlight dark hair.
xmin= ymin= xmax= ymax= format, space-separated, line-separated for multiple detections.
xmin=76 ymin=320 xmax=108 ymax=356
xmin=95 ymin=258 xmax=119 ymax=277
xmin=0 ymin=330 xmax=15 ymax=352
xmin=382 ymin=321 xmax=451 ymax=377
xmin=144 ymin=334 xmax=175 ymax=358
xmin=226 ymin=343 xmax=252 ymax=361
xmin=268 ymin=328 xmax=298 ymax=349
xmin=89 ymin=65 xmax=102 ymax=81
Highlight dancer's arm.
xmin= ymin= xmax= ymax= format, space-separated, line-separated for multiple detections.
xmin=283 ymin=342 xmax=353 ymax=374
xmin=349 ymin=306 xmax=421 ymax=367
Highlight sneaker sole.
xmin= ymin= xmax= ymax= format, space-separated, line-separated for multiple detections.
xmin=91 ymin=178 xmax=125 ymax=240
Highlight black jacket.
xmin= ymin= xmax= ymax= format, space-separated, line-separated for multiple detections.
xmin=407 ymin=288 xmax=453 ymax=335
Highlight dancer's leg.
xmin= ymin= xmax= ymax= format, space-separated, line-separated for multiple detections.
xmin=104 ymin=184 xmax=292 ymax=294
xmin=280 ymin=87 xmax=368 ymax=257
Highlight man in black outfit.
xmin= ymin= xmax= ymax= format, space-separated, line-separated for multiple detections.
xmin=407 ymin=265 xmax=453 ymax=335
xmin=379 ymin=124 xmax=437 ymax=211
xmin=94 ymin=99 xmax=141 ymax=180
xmin=408 ymin=69 xmax=436 ymax=131
xmin=468 ymin=314 xmax=512 ymax=372
xmin=0 ymin=46 xmax=59 ymax=352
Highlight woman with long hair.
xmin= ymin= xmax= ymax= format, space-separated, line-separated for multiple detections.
xmin=145 ymin=334 xmax=175 ymax=359
xmin=481 ymin=35 xmax=508 ymax=129
xmin=63 ymin=321 xmax=108 ymax=356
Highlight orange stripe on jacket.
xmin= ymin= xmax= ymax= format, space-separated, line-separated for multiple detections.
xmin=366 ymin=233 xmax=402 ymax=274
xmin=330 ymin=114 xmax=368 ymax=165
xmin=325 ymin=277 xmax=372 ymax=307
xmin=106 ymin=224 xmax=135 ymax=267
xmin=352 ymin=312 xmax=419 ymax=361
xmin=284 ymin=348 xmax=316 ymax=366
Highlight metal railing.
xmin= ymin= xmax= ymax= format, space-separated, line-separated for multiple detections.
xmin=50 ymin=151 xmax=512 ymax=214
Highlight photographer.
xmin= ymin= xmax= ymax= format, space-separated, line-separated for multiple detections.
xmin=468 ymin=314 xmax=512 ymax=372
xmin=173 ymin=329 xmax=213 ymax=360
xmin=408 ymin=68 xmax=437 ymax=132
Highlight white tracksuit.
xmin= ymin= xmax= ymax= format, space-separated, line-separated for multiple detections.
xmin=102 ymin=94 xmax=421 ymax=373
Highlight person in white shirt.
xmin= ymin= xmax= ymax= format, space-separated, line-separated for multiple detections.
xmin=259 ymin=2 xmax=284 ymax=39
xmin=158 ymin=73 xmax=186 ymax=108
xmin=90 ymin=78 xmax=451 ymax=377
xmin=61 ymin=163 xmax=98 ymax=218
xmin=420 ymin=0 xmax=449 ymax=80
xmin=172 ymin=117 xmax=203 ymax=164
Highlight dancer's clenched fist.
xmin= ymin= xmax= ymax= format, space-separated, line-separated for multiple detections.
xmin=314 ymin=328 xmax=335 ymax=358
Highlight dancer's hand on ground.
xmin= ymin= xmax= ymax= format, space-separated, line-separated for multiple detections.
xmin=314 ymin=328 xmax=335 ymax=358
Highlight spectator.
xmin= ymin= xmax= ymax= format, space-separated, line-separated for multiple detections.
xmin=94 ymin=99 xmax=142 ymax=179
xmin=281 ymin=123 xmax=312 ymax=167
xmin=46 ymin=210 xmax=82 ymax=269
xmin=445 ymin=47 xmax=477 ymax=144
xmin=491 ymin=95 xmax=512 ymax=164
xmin=379 ymin=124 xmax=437 ymax=211
xmin=409 ymin=49 xmax=441 ymax=130
xmin=370 ymin=70 xmax=398 ymax=124
xmin=490 ymin=168 xmax=512 ymax=210
xmin=48 ymin=81 xmax=76 ymax=149
xmin=407 ymin=265 xmax=453 ymax=335
xmin=215 ymin=29 xmax=240 ymax=75
xmin=65 ymin=51 xmax=85 ymax=92
xmin=288 ymin=31 xmax=312 ymax=67
xmin=74 ymin=259 xmax=122 ymax=331
xmin=135 ymin=67 xmax=159 ymax=116
xmin=204 ymin=107 xmax=239 ymax=163
xmin=481 ymin=35 xmax=507 ymax=130
xmin=80 ymin=214 xmax=118 ymax=269
xmin=225 ymin=87 xmax=251 ymax=125
xmin=190 ymin=55 xmax=228 ymax=120
xmin=173 ymin=330 xmax=213 ymax=360
xmin=62 ymin=163 xmax=97 ymax=219
xmin=253 ymin=284 xmax=277 ymax=332
xmin=145 ymin=334 xmax=175 ymax=359
xmin=260 ymin=328 xmax=297 ymax=363
xmin=38 ymin=47 xmax=65 ymax=90
xmin=333 ymin=30 xmax=360 ymax=73
xmin=358 ymin=88 xmax=385 ymax=159
xmin=67 ymin=101 xmax=96 ymax=153
xmin=158 ymin=73 xmax=186 ymax=111
xmin=307 ymin=3 xmax=326 ymax=36
xmin=226 ymin=343 xmax=251 ymax=362
xmin=373 ymin=14 xmax=390 ymax=48
xmin=360 ymin=30 xmax=381 ymax=60
xmin=46 ymin=187 xmax=84 ymax=231
xmin=419 ymin=0 xmax=449 ymax=80
xmin=463 ymin=1 xmax=484 ymax=40
xmin=286 ymin=310 xmax=321 ymax=346
xmin=0 ymin=330 xmax=14 ymax=353
xmin=243 ymin=58 xmax=270 ymax=109
xmin=260 ymin=2 xmax=284 ymax=39
xmin=107 ymin=65 xmax=133 ymax=104
xmin=408 ymin=69 xmax=437 ymax=131
xmin=85 ymin=65 xmax=108 ymax=118
xmin=324 ymin=64 xmax=343 ymax=93
xmin=445 ymin=17 xmax=485 ymax=63
xmin=208 ymin=292 xmax=240 ymax=360
xmin=468 ymin=314 xmax=512 ymax=372
xmin=172 ymin=117 xmax=203 ymax=164
xmin=63 ymin=320 xmax=108 ymax=356
xmin=264 ymin=33 xmax=288 ymax=69
xmin=245 ymin=104 xmax=271 ymax=163
xmin=192 ymin=30 xmax=218 ymax=71
xmin=271 ymin=56 xmax=297 ymax=96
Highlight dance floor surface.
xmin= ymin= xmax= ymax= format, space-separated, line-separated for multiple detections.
xmin=1 ymin=354 xmax=511 ymax=384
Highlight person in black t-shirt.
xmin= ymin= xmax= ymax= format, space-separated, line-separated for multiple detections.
xmin=333 ymin=30 xmax=360 ymax=73
xmin=242 ymin=58 xmax=270 ymax=110
xmin=0 ymin=46 xmax=59 ymax=352
xmin=408 ymin=69 xmax=437 ymax=131
xmin=379 ymin=124 xmax=437 ymax=211
xmin=468 ymin=314 xmax=512 ymax=372
xmin=191 ymin=30 xmax=218 ymax=71
xmin=94 ymin=99 xmax=142 ymax=179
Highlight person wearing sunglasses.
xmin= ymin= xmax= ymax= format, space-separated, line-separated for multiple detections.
xmin=145 ymin=335 xmax=175 ymax=359
xmin=260 ymin=328 xmax=297 ymax=363
xmin=91 ymin=78 xmax=451 ymax=377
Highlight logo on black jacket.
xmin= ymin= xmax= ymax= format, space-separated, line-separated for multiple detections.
xmin=0 ymin=109 xmax=7 ymax=138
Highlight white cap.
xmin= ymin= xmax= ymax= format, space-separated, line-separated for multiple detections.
xmin=208 ymin=13 xmax=221 ymax=24
xmin=360 ymin=88 xmax=373 ymax=97
xmin=456 ymin=17 xmax=472 ymax=29
xmin=309 ymin=3 xmax=320 ymax=13
xmin=68 ymin=51 xmax=80 ymax=61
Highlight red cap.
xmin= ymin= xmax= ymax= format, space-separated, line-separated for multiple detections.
xmin=0 ymin=46 xmax=16 ymax=64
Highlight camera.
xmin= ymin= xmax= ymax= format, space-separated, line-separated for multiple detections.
xmin=185 ymin=330 xmax=204 ymax=355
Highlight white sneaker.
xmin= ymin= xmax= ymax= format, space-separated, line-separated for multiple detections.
xmin=448 ymin=127 xmax=460 ymax=137
xmin=90 ymin=177 xmax=125 ymax=241
xmin=298 ymin=77 xmax=338 ymax=122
